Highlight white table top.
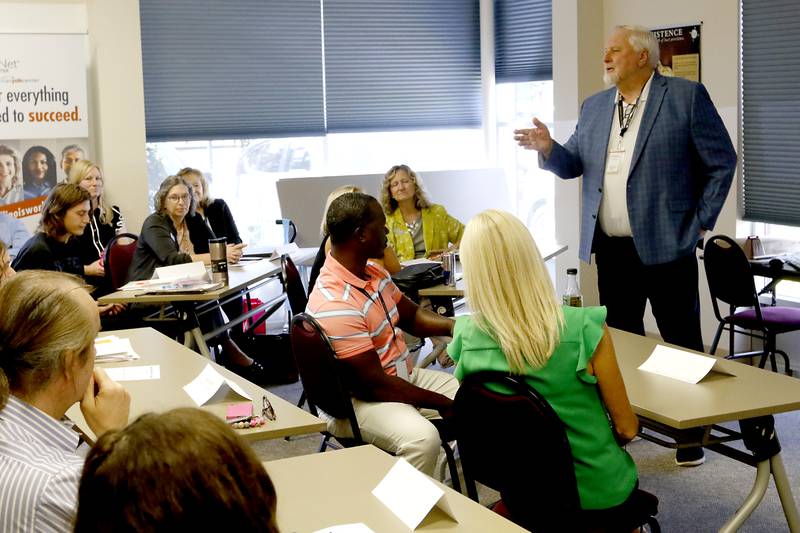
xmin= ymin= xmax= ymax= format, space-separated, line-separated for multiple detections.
xmin=264 ymin=445 xmax=527 ymax=532
xmin=98 ymin=247 xmax=317 ymax=305
xmin=67 ymin=327 xmax=325 ymax=442
xmin=611 ymin=328 xmax=800 ymax=429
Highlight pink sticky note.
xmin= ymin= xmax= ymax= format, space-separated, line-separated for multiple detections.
xmin=226 ymin=402 xmax=253 ymax=420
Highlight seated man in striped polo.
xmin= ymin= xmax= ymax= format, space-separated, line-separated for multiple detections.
xmin=306 ymin=192 xmax=458 ymax=477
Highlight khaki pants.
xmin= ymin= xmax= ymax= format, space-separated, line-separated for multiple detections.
xmin=327 ymin=367 xmax=459 ymax=477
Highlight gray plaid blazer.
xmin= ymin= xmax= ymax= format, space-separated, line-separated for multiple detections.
xmin=543 ymin=72 xmax=736 ymax=266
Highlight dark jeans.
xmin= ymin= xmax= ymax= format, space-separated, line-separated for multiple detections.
xmin=594 ymin=233 xmax=704 ymax=352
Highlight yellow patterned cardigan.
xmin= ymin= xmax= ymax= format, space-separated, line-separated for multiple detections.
xmin=385 ymin=204 xmax=464 ymax=262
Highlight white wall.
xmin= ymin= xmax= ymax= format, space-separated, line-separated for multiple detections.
xmin=1 ymin=0 xmax=150 ymax=232
xmin=552 ymin=0 xmax=739 ymax=350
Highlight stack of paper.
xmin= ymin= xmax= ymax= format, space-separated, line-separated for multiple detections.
xmin=94 ymin=336 xmax=140 ymax=363
xmin=119 ymin=261 xmax=212 ymax=291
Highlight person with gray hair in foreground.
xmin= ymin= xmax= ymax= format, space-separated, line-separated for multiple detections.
xmin=0 ymin=271 xmax=130 ymax=532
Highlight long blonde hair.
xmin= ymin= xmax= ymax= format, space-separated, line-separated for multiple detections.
xmin=320 ymin=185 xmax=362 ymax=236
xmin=380 ymin=164 xmax=431 ymax=214
xmin=460 ymin=210 xmax=563 ymax=373
xmin=69 ymin=159 xmax=114 ymax=225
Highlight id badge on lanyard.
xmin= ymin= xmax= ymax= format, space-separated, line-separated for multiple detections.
xmin=606 ymin=147 xmax=625 ymax=175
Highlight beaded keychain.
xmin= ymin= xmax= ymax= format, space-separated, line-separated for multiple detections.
xmin=230 ymin=416 xmax=267 ymax=429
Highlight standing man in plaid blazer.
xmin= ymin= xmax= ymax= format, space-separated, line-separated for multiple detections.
xmin=516 ymin=24 xmax=736 ymax=467
xmin=516 ymin=24 xmax=735 ymax=352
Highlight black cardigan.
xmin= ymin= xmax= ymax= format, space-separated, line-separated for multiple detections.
xmin=128 ymin=212 xmax=213 ymax=281
xmin=202 ymin=198 xmax=242 ymax=244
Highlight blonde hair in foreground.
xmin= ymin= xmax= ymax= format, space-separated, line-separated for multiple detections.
xmin=460 ymin=210 xmax=563 ymax=373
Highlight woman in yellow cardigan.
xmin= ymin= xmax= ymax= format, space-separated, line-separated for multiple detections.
xmin=380 ymin=164 xmax=464 ymax=262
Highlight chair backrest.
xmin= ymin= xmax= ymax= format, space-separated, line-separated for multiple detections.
xmin=281 ymin=254 xmax=308 ymax=315
xmin=104 ymin=233 xmax=139 ymax=290
xmin=704 ymin=234 xmax=760 ymax=316
xmin=452 ymin=371 xmax=581 ymax=532
xmin=290 ymin=313 xmax=362 ymax=440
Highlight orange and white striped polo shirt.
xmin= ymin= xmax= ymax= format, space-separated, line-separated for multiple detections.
xmin=306 ymin=254 xmax=412 ymax=377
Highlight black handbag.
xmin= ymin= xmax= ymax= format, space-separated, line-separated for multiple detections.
xmin=391 ymin=263 xmax=445 ymax=301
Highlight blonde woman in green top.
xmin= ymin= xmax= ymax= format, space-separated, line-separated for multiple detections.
xmin=449 ymin=209 xmax=644 ymax=515
xmin=381 ymin=164 xmax=464 ymax=262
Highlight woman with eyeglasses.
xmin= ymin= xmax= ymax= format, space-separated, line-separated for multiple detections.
xmin=380 ymin=164 xmax=464 ymax=261
xmin=128 ymin=175 xmax=267 ymax=382
xmin=449 ymin=210 xmax=648 ymax=526
xmin=69 ymin=160 xmax=126 ymax=295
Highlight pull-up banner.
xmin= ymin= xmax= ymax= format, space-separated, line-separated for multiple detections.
xmin=0 ymin=33 xmax=90 ymax=224
xmin=0 ymin=34 xmax=88 ymax=139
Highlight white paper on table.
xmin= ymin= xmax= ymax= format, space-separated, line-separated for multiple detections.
xmin=371 ymin=458 xmax=457 ymax=530
xmin=182 ymin=364 xmax=252 ymax=406
xmin=638 ymin=344 xmax=736 ymax=384
xmin=312 ymin=524 xmax=375 ymax=533
xmin=154 ymin=261 xmax=208 ymax=282
xmin=400 ymin=258 xmax=441 ymax=267
xmin=270 ymin=242 xmax=299 ymax=259
xmin=105 ymin=365 xmax=160 ymax=382
xmin=94 ymin=336 xmax=141 ymax=362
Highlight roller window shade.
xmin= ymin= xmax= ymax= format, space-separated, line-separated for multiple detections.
xmin=140 ymin=0 xmax=325 ymax=141
xmin=741 ymin=0 xmax=800 ymax=225
xmin=323 ymin=0 xmax=482 ymax=132
xmin=494 ymin=0 xmax=552 ymax=83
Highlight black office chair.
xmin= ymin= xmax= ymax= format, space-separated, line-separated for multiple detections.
xmin=290 ymin=313 xmax=461 ymax=492
xmin=705 ymin=234 xmax=797 ymax=375
xmin=452 ymin=371 xmax=659 ymax=533
xmin=279 ymin=254 xmax=312 ymax=409
xmin=281 ymin=254 xmax=308 ymax=316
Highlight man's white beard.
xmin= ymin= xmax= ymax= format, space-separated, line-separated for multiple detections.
xmin=603 ymin=70 xmax=619 ymax=87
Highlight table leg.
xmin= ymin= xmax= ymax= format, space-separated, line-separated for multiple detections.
xmin=770 ymin=452 xmax=800 ymax=532
xmin=719 ymin=459 xmax=771 ymax=533
xmin=190 ymin=327 xmax=212 ymax=359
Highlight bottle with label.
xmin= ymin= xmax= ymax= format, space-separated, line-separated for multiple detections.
xmin=562 ymin=268 xmax=583 ymax=307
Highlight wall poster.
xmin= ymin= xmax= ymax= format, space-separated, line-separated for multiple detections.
xmin=652 ymin=24 xmax=701 ymax=82
xmin=0 ymin=33 xmax=90 ymax=231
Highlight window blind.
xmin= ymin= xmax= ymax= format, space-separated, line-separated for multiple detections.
xmin=139 ymin=0 xmax=325 ymax=141
xmin=494 ymin=0 xmax=552 ymax=83
xmin=741 ymin=0 xmax=800 ymax=225
xmin=322 ymin=0 xmax=482 ymax=132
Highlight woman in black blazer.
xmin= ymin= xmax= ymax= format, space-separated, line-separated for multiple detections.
xmin=177 ymin=168 xmax=249 ymax=343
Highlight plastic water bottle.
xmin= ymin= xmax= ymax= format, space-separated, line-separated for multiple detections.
xmin=562 ymin=268 xmax=583 ymax=307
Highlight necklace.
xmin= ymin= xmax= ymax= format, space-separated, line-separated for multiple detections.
xmin=403 ymin=212 xmax=421 ymax=233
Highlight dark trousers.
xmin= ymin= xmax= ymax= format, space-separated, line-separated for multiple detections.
xmin=594 ymin=234 xmax=704 ymax=352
